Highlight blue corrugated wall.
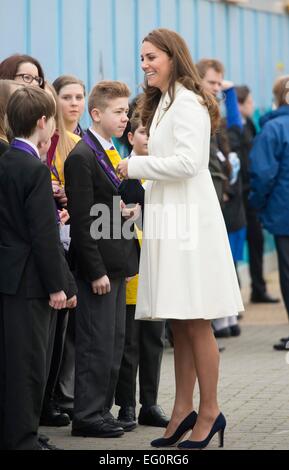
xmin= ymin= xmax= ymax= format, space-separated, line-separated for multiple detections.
xmin=1 ymin=0 xmax=289 ymax=110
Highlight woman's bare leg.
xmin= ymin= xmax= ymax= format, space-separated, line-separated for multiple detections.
xmin=186 ymin=319 xmax=220 ymax=441
xmin=163 ymin=319 xmax=197 ymax=437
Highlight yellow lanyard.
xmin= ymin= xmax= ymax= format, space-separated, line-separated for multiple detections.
xmin=105 ymin=147 xmax=122 ymax=169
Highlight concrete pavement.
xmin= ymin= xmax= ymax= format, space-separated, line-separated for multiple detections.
xmin=40 ymin=271 xmax=289 ymax=450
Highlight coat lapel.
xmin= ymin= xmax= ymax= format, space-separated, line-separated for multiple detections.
xmin=150 ymin=83 xmax=184 ymax=136
xmin=150 ymin=93 xmax=170 ymax=136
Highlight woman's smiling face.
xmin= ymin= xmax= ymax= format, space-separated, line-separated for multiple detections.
xmin=141 ymin=41 xmax=172 ymax=93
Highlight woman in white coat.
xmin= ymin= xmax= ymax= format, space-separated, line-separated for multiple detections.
xmin=117 ymin=28 xmax=243 ymax=449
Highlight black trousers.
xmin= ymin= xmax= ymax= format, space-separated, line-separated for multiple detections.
xmin=73 ymin=278 xmax=126 ymax=428
xmin=274 ymin=236 xmax=289 ymax=320
xmin=55 ymin=309 xmax=75 ymax=406
xmin=0 ymin=290 xmax=56 ymax=449
xmin=246 ymin=205 xmax=267 ymax=297
xmin=115 ymin=305 xmax=165 ymax=408
xmin=42 ymin=308 xmax=69 ymax=410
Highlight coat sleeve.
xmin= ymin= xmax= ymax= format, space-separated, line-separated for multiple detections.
xmin=248 ymin=123 xmax=280 ymax=210
xmin=223 ymin=87 xmax=243 ymax=129
xmin=128 ymin=91 xmax=208 ymax=181
xmin=24 ymin=163 xmax=67 ymax=294
xmin=64 ymin=152 xmax=107 ymax=282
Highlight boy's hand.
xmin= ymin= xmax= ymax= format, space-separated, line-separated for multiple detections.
xmin=58 ymin=208 xmax=70 ymax=225
xmin=117 ymin=159 xmax=129 ymax=179
xmin=91 ymin=275 xmax=111 ymax=295
xmin=52 ymin=182 xmax=68 ymax=207
xmin=121 ymin=202 xmax=142 ymax=221
xmin=66 ymin=295 xmax=77 ymax=309
xmin=49 ymin=291 xmax=67 ymax=310
xmin=52 ymin=181 xmax=61 ymax=194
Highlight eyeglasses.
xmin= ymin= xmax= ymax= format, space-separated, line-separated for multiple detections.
xmin=14 ymin=73 xmax=43 ymax=86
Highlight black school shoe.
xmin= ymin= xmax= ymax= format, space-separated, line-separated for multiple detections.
xmin=214 ymin=327 xmax=231 ymax=338
xmin=104 ymin=410 xmax=137 ymax=432
xmin=273 ymin=340 xmax=289 ymax=351
xmin=138 ymin=405 xmax=170 ymax=428
xmin=72 ymin=418 xmax=124 ymax=438
xmin=117 ymin=406 xmax=137 ymax=431
xmin=251 ymin=293 xmax=280 ymax=303
xmin=38 ymin=438 xmax=61 ymax=450
xmin=40 ymin=400 xmax=70 ymax=427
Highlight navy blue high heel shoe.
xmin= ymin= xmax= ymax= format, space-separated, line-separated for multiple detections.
xmin=150 ymin=411 xmax=197 ymax=448
xmin=177 ymin=412 xmax=226 ymax=449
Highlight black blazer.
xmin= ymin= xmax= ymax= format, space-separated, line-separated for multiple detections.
xmin=0 ymin=148 xmax=77 ymax=299
xmin=64 ymin=130 xmax=139 ymax=282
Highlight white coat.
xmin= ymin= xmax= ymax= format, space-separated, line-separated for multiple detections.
xmin=128 ymin=83 xmax=244 ymax=320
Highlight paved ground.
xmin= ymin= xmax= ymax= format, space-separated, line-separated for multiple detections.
xmin=40 ymin=271 xmax=289 ymax=450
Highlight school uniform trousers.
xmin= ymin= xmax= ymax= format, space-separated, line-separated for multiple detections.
xmin=115 ymin=305 xmax=165 ymax=408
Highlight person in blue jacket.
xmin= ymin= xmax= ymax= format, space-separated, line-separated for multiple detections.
xmin=249 ymin=75 xmax=289 ymax=351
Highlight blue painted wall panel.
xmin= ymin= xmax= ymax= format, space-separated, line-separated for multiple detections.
xmin=29 ymin=0 xmax=60 ymax=82
xmin=212 ymin=2 xmax=228 ymax=69
xmin=227 ymin=6 xmax=241 ymax=83
xmin=178 ymin=0 xmax=195 ymax=58
xmin=158 ymin=0 xmax=177 ymax=30
xmin=60 ymin=0 xmax=88 ymax=82
xmin=137 ymin=0 xmax=157 ymax=38
xmin=1 ymin=0 xmax=289 ymax=111
xmin=114 ymin=0 xmax=137 ymax=94
xmin=242 ymin=9 xmax=259 ymax=105
xmin=90 ymin=0 xmax=114 ymax=85
xmin=258 ymin=12 xmax=268 ymax=107
xmin=198 ymin=0 xmax=213 ymax=59
xmin=0 ymin=0 xmax=26 ymax=57
xmin=283 ymin=16 xmax=289 ymax=75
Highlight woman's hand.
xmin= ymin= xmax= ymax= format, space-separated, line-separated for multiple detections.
xmin=117 ymin=159 xmax=129 ymax=179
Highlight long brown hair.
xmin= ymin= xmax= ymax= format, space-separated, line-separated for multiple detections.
xmin=140 ymin=28 xmax=220 ymax=134
xmin=45 ymin=81 xmax=77 ymax=164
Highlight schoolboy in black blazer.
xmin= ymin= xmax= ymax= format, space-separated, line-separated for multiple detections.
xmin=65 ymin=81 xmax=139 ymax=438
xmin=0 ymin=87 xmax=77 ymax=449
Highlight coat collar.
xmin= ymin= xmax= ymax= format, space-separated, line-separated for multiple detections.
xmin=150 ymin=82 xmax=184 ymax=135
xmin=260 ymin=104 xmax=289 ymax=128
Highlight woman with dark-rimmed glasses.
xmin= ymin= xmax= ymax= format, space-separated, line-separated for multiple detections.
xmin=0 ymin=54 xmax=45 ymax=88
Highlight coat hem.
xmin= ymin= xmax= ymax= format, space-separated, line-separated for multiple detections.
xmin=135 ymin=308 xmax=244 ymax=321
